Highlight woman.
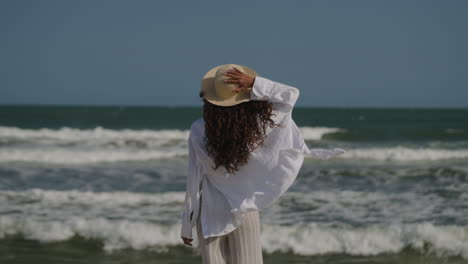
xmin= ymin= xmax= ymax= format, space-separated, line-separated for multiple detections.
xmin=180 ymin=64 xmax=345 ymax=264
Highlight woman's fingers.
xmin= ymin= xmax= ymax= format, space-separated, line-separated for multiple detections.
xmin=224 ymin=68 xmax=252 ymax=90
xmin=224 ymin=71 xmax=242 ymax=77
xmin=226 ymin=67 xmax=244 ymax=75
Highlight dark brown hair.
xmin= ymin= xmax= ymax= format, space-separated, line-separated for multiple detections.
xmin=200 ymin=94 xmax=281 ymax=175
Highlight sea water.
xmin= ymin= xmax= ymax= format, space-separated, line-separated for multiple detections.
xmin=0 ymin=106 xmax=467 ymax=264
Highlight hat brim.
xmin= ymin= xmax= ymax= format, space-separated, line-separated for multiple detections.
xmin=201 ymin=64 xmax=258 ymax=107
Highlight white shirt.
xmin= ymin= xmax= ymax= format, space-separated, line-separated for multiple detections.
xmin=180 ymin=76 xmax=345 ymax=239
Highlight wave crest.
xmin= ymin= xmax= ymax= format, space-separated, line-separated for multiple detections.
xmin=0 ymin=216 xmax=466 ymax=258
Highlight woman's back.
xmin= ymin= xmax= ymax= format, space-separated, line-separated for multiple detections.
xmin=181 ymin=75 xmax=338 ymax=239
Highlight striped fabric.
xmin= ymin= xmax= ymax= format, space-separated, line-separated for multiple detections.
xmin=196 ymin=196 xmax=263 ymax=264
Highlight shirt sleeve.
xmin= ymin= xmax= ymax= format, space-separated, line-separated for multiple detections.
xmin=250 ymin=76 xmax=300 ymax=113
xmin=180 ymin=128 xmax=203 ymax=239
xmin=250 ymin=76 xmax=346 ymax=160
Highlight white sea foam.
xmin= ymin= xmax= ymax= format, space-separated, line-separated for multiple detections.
xmin=1 ymin=126 xmax=468 ymax=164
xmin=0 ymin=216 xmax=183 ymax=252
xmin=0 ymin=189 xmax=467 ymax=257
xmin=0 ymin=215 xmax=466 ymax=258
xmin=2 ymin=146 xmax=468 ymax=164
xmin=261 ymin=222 xmax=468 ymax=258
xmin=0 ymin=125 xmax=345 ymax=164
xmin=343 ymin=146 xmax=468 ymax=161
xmin=0 ymin=189 xmax=184 ymax=207
xmin=0 ymin=148 xmax=186 ymax=164
xmin=2 ymin=189 xmax=466 ymax=235
xmin=0 ymin=125 xmax=340 ymax=145
xmin=0 ymin=189 xmax=186 ymax=223
xmin=0 ymin=126 xmax=190 ymax=142
xmin=299 ymin=126 xmax=343 ymax=140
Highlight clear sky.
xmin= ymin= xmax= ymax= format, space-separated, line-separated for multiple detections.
xmin=1 ymin=0 xmax=467 ymax=108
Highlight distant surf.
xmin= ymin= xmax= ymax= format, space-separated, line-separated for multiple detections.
xmin=1 ymin=126 xmax=468 ymax=164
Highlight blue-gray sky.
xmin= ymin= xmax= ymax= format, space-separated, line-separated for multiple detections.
xmin=1 ymin=0 xmax=467 ymax=107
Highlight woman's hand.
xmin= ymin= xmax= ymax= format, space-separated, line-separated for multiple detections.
xmin=223 ymin=67 xmax=255 ymax=93
xmin=181 ymin=236 xmax=193 ymax=246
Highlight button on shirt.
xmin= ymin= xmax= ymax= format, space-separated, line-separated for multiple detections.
xmin=180 ymin=76 xmax=345 ymax=239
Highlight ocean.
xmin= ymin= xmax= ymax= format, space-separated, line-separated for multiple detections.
xmin=0 ymin=105 xmax=467 ymax=264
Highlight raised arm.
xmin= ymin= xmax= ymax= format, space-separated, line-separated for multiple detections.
xmin=225 ymin=67 xmax=346 ymax=160
xmin=250 ymin=76 xmax=300 ymax=113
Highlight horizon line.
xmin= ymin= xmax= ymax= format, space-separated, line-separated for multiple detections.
xmin=1 ymin=103 xmax=467 ymax=110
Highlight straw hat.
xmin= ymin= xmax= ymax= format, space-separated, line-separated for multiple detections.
xmin=200 ymin=64 xmax=258 ymax=107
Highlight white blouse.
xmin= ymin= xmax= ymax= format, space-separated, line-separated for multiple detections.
xmin=180 ymin=76 xmax=345 ymax=239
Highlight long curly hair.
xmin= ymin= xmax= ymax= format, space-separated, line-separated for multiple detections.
xmin=200 ymin=96 xmax=281 ymax=175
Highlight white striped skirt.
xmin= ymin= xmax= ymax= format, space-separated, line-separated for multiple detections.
xmin=196 ymin=195 xmax=263 ymax=264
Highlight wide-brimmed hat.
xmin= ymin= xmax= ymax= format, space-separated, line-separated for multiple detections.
xmin=200 ymin=64 xmax=258 ymax=107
